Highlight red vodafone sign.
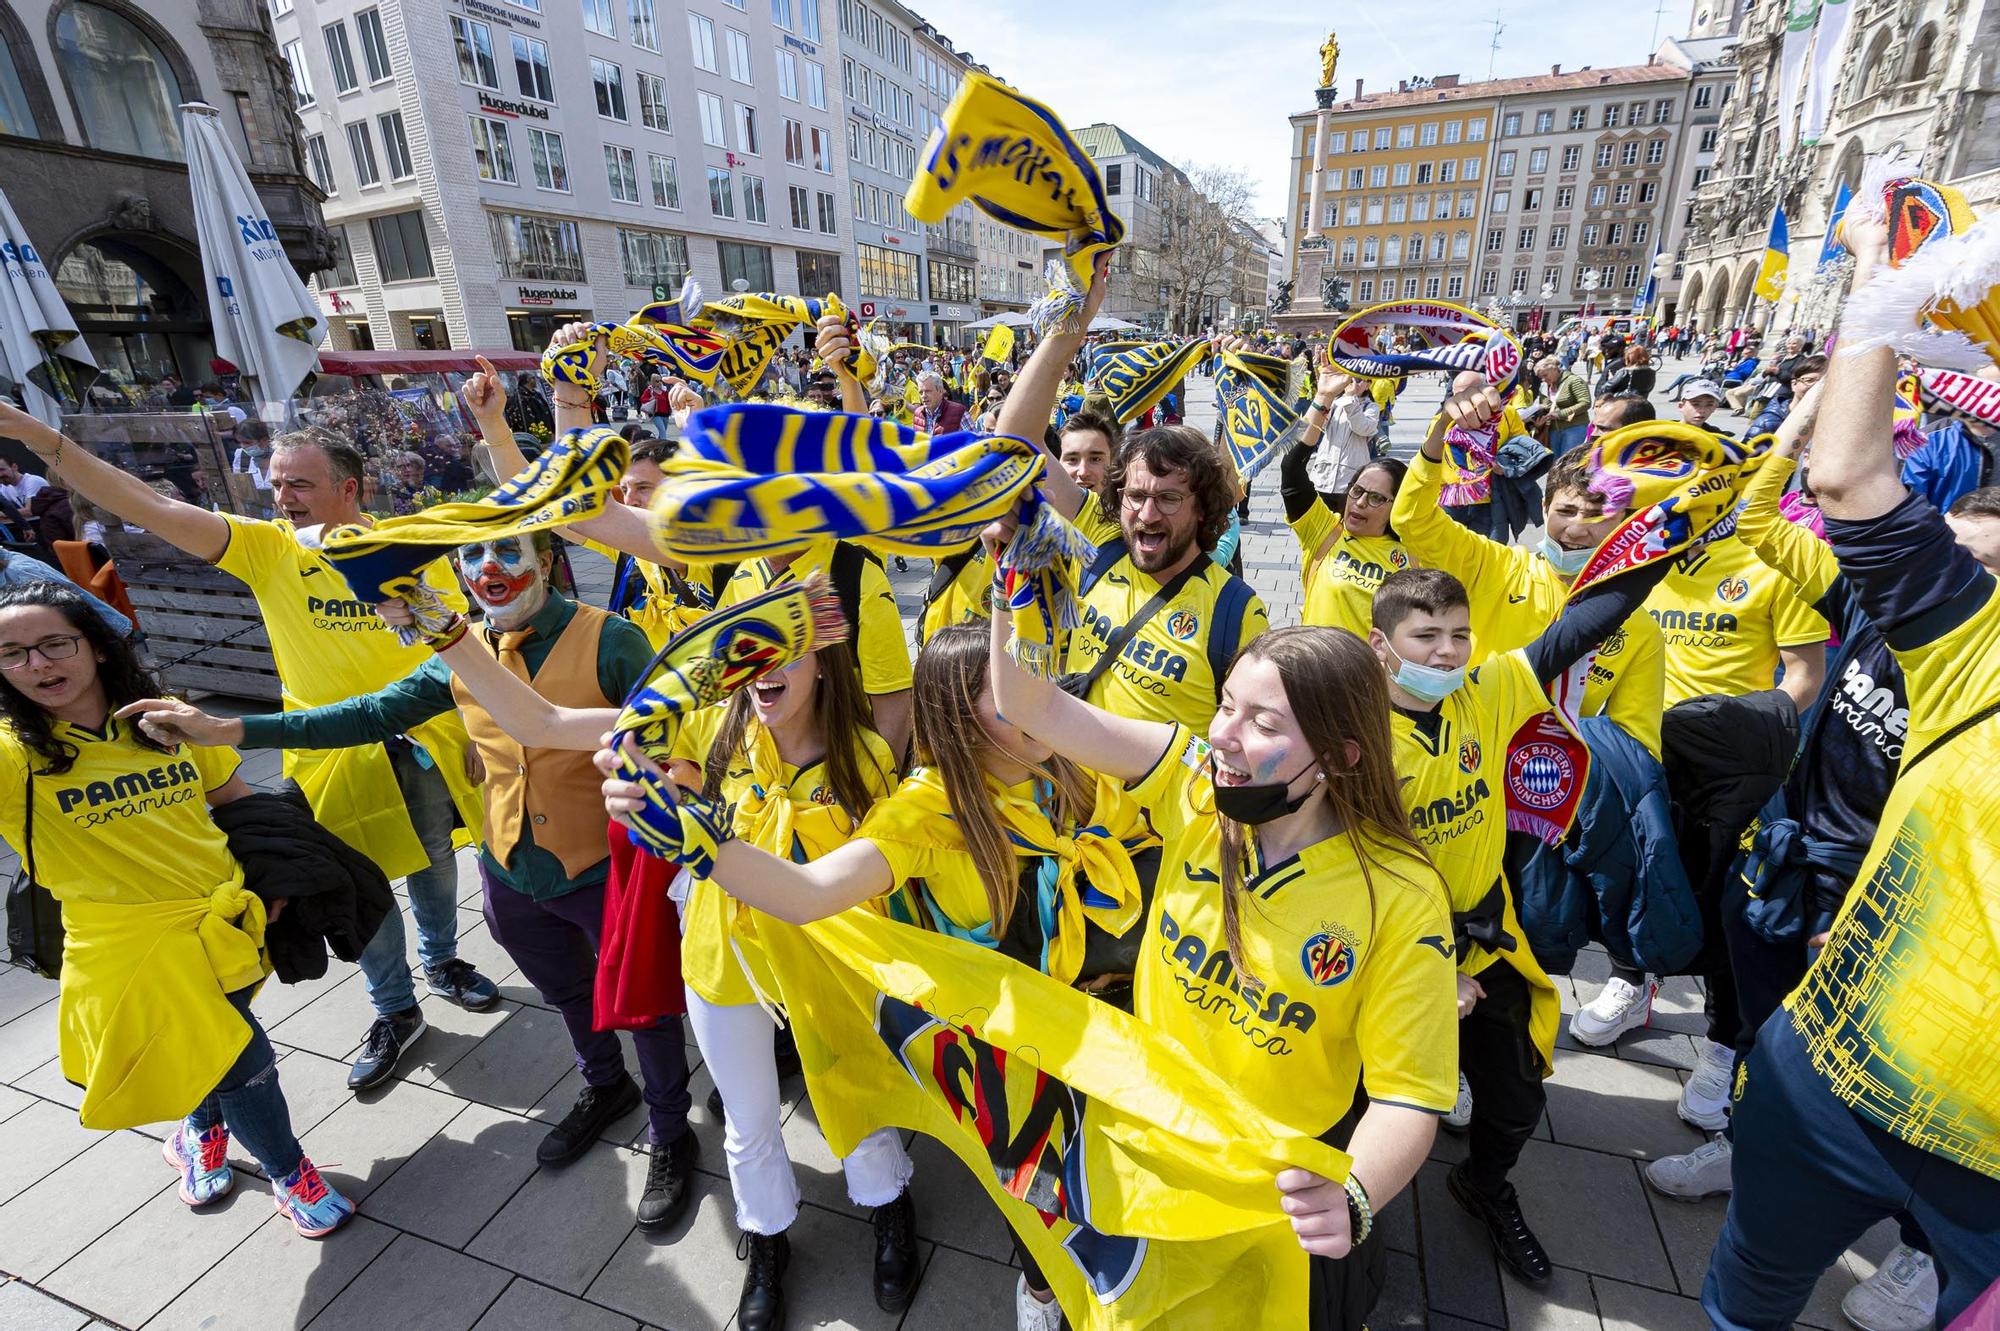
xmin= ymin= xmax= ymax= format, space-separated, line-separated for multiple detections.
xmin=859 ymin=301 xmax=877 ymax=317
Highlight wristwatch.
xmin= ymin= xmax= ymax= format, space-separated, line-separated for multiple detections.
xmin=1342 ymin=1173 xmax=1374 ymax=1247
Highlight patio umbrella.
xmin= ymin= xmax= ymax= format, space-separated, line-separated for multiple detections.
xmin=180 ymin=102 xmax=323 ymax=409
xmin=0 ymin=182 xmax=97 ymax=427
xmin=1087 ymin=314 xmax=1143 ymax=333
xmin=964 ymin=312 xmax=1031 ymax=330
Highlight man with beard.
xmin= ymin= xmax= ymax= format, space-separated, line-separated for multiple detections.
xmin=135 ymin=532 xmax=700 ymax=1230
xmin=0 ymin=405 xmax=495 ymax=1093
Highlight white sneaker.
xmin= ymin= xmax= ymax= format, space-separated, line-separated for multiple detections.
xmin=1841 ymin=1245 xmax=1938 ymax=1331
xmin=1443 ymin=1071 xmax=1474 ymax=1133
xmin=1570 ymin=975 xmax=1656 ymax=1046
xmin=1017 ymin=1274 xmax=1064 ymax=1331
xmin=1642 ymin=1133 xmax=1732 ymax=1200
xmin=1678 ymin=1038 xmax=1735 ymax=1131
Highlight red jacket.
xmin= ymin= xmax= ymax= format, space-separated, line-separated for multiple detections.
xmin=914 ymin=398 xmax=966 ymax=434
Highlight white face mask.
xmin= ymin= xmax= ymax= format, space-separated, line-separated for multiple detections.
xmin=1387 ymin=646 xmax=1466 ymax=703
xmin=1539 ymin=536 xmax=1594 ymax=577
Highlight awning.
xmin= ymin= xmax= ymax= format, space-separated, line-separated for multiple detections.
xmin=316 ymin=348 xmax=542 ymax=377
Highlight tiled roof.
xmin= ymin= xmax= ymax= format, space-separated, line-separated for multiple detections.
xmin=1073 ymin=122 xmax=1174 ymax=169
xmin=1294 ymin=62 xmax=1686 ymax=120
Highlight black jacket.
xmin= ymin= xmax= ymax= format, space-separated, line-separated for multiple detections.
xmin=214 ymin=790 xmax=397 ymax=984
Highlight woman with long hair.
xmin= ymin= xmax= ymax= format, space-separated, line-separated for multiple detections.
xmin=981 ymin=600 xmax=1458 ymax=1331
xmin=0 ymin=583 xmax=351 ymax=1236
xmin=1284 ymin=445 xmax=1413 ymax=640
xmin=599 ymin=623 xmax=1160 ymax=1331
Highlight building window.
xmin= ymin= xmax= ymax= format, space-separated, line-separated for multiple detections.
xmin=1523 ymin=187 xmax=1542 ymax=210
xmin=720 ymin=240 xmax=774 ymax=290
xmin=1463 ymin=158 xmax=1481 ymax=181
xmin=789 ymin=183 xmax=810 ymax=227
xmin=1612 ymin=183 xmax=1632 ymax=204
xmin=450 ymin=17 xmax=499 ymax=89
xmin=1467 ymin=118 xmax=1486 ymax=141
xmin=1425 ymin=275 xmax=1442 ymax=297
xmin=1569 ymin=107 xmax=1587 ymax=129
xmin=806 ymin=60 xmax=825 ymax=108
xmin=1497 ymin=150 xmax=1516 ymax=176
xmin=707 ymin=165 xmax=734 ymax=217
xmin=689 ymin=13 xmax=717 ymax=70
xmin=1588 ymin=184 xmax=1607 ymax=206
xmin=1419 ymin=121 xmax=1438 ymax=145
xmin=1595 ymin=144 xmax=1614 ymax=167
xmin=1581 ymin=223 xmax=1599 ymax=245
xmin=1623 ymin=263 xmax=1643 ymax=287
xmin=323 ymin=22 xmax=359 ymax=94
xmin=856 ymin=240 xmax=917 ymax=297
xmin=1646 ymin=138 xmax=1666 ymax=165
xmin=741 ymin=174 xmax=767 ymax=222
xmin=1517 ymin=227 xmax=1536 ymax=250
xmin=1383 ymin=236 xmax=1402 ymax=265
xmin=629 ymin=0 xmax=660 ymax=50
xmin=1369 ymin=165 xmax=1387 ymax=188
xmin=283 ymin=39 xmax=314 ymax=107
xmin=1549 ymin=224 xmax=1568 ymax=247
xmin=1327 ymin=130 xmax=1347 ymax=154
xmin=1479 ymin=269 xmax=1497 ymax=295
xmin=698 ymin=91 xmax=725 ymax=146
xmin=355 ymin=8 xmax=393 ymax=81
xmin=1654 ymin=98 xmax=1674 ymax=123
xmin=1693 ymin=85 xmax=1713 ymax=109
xmin=785 ymin=117 xmax=805 ymax=165
xmin=1491 ymin=190 xmax=1510 ymax=212
xmin=591 ymin=59 xmax=626 ymax=120
xmin=1451 ymin=230 xmax=1469 ymax=259
xmin=1528 ymin=148 xmax=1548 ymax=173
xmin=378 ymin=111 xmax=414 ymax=179
xmin=798 ymin=248 xmax=840 ymax=295
xmin=1619 ymin=141 xmax=1638 ymax=166
xmin=1544 ymin=265 xmax=1563 ymax=288
xmin=928 ymin=258 xmax=974 ymax=303
xmin=1630 ymin=100 xmax=1648 ymax=124
xmin=315 ymin=227 xmax=357 ymax=286
xmin=1447 ymin=274 xmax=1465 ymax=298
xmin=631 ymin=70 xmax=669 ymax=131
xmin=489 ymin=211 xmax=583 ymax=280
xmin=1632 ymin=220 xmax=1650 ymax=245
xmin=512 ymin=35 xmax=554 ymax=102
xmin=1364 ymin=198 xmax=1383 ymax=224
xmin=1699 ymin=128 xmax=1718 ymax=153
xmin=619 ymin=227 xmax=688 ymax=287
xmin=726 ymin=28 xmax=752 ymax=82
xmin=1602 ymin=104 xmax=1621 ymax=127
xmin=817 ymin=190 xmax=835 ymax=233
xmin=1443 ymin=120 xmax=1461 ymax=144
xmin=1414 ymin=162 xmax=1431 ymax=185
xmin=305 ymin=133 xmax=336 ymax=193
xmin=371 ymin=210 xmax=435 ymax=281
xmin=1105 ymin=164 xmax=1122 ymax=195
xmin=810 ymin=124 xmax=831 ymax=172
xmin=1440 ymin=160 xmax=1456 ymax=183
xmin=1338 ymin=238 xmax=1357 ymax=264
xmin=1392 ymin=162 xmax=1410 ymax=186
xmin=346 ymin=120 xmax=381 ymax=186
xmin=776 ymin=49 xmax=798 ymax=99
xmin=605 ymin=144 xmax=639 ymax=201
xmin=1485 ymin=228 xmax=1503 ymax=252
xmin=1639 ymin=181 xmax=1658 ymax=203
xmin=1533 ymin=109 xmax=1554 ymax=133
xmin=648 ymin=153 xmax=678 ymax=207
xmin=1373 ymin=127 xmax=1390 ymax=148
xmin=734 ymin=103 xmax=758 ymax=153
xmin=1412 ymin=195 xmax=1430 ymax=221
xmin=582 ymin=0 xmax=616 ymax=36
xmin=773 ymin=0 xmax=794 ymax=29
xmin=1388 ymin=196 xmax=1406 ymax=222
xmin=1458 ymin=190 xmax=1475 ymax=217
xmin=1502 ymin=112 xmax=1521 ymax=136
xmin=1561 ymin=145 xmax=1580 ymax=171
xmin=469 ymin=116 xmax=514 ymax=183
xmin=528 ymin=127 xmax=569 ymax=191
xmin=1396 ymin=123 xmax=1414 ymax=147
xmin=1344 ymin=201 xmax=1362 ymax=226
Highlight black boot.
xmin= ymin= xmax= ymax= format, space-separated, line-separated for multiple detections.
xmin=1447 ymin=1163 xmax=1552 ymax=1286
xmin=736 ymin=1229 xmax=790 ymax=1331
xmin=636 ymin=1130 xmax=699 ymax=1231
xmin=870 ymin=1188 xmax=921 ymax=1312
xmin=536 ymin=1074 xmax=642 ymax=1165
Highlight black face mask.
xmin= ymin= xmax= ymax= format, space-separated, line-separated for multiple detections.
xmin=1209 ymin=757 xmax=1323 ymax=826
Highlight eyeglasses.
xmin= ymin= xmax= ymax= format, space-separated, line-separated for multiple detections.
xmin=1346 ymin=485 xmax=1392 ymax=509
xmin=1120 ymin=489 xmax=1188 ymax=516
xmin=0 ymin=635 xmax=84 ymax=671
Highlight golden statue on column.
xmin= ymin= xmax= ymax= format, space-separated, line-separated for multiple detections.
xmin=1319 ymin=31 xmax=1340 ymax=90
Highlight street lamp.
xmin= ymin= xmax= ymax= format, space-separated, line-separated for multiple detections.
xmin=1579 ymin=267 xmax=1602 ymax=316
xmin=1535 ymin=279 xmax=1557 ymax=332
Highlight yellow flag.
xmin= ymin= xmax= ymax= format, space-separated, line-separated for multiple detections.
xmin=760 ymin=910 xmax=1348 ymax=1329
xmin=906 ymin=73 xmax=1125 ymax=285
xmin=982 ymin=323 xmax=1016 ymax=365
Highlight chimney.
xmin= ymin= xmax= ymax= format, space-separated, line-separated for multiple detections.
xmin=1354 ymin=77 xmax=1364 ymax=98
xmin=1551 ymin=63 xmax=1561 ymax=75
xmin=1397 ymin=79 xmax=1407 ymax=92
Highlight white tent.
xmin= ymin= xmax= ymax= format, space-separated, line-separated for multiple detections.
xmin=963 ymin=312 xmax=1031 ymax=330
xmin=1087 ymin=315 xmax=1143 ymax=332
xmin=180 ymin=102 xmax=323 ymax=409
xmin=0 ymin=183 xmax=97 ymax=426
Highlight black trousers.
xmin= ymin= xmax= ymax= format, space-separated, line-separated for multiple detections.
xmin=1460 ymin=961 xmax=1546 ymax=1198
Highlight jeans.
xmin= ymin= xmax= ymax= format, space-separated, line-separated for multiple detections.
xmin=686 ymin=986 xmax=911 ymax=1234
xmin=187 ymin=986 xmax=305 ymax=1179
xmin=1702 ymin=1010 xmax=2000 ymax=1329
xmin=481 ymin=864 xmax=693 ymax=1146
xmin=1444 ymin=503 xmax=1493 ymax=539
xmin=1549 ymin=423 xmax=1589 ymax=455
xmin=1459 ymin=962 xmax=1545 ymax=1198
xmin=356 ymin=745 xmax=463 ymax=1018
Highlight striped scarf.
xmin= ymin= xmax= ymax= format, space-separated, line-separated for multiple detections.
xmin=646 ymin=404 xmax=1045 ymax=562
xmin=1328 ymin=299 xmax=1526 ymax=394
xmin=706 ymin=293 xmax=878 ymax=397
xmin=1215 ymin=349 xmax=1312 ymax=485
xmin=1087 ymin=339 xmax=1207 ymax=425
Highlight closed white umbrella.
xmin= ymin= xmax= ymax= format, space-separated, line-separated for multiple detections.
xmin=180 ymin=102 xmax=322 ymax=410
xmin=0 ymin=183 xmax=97 ymax=427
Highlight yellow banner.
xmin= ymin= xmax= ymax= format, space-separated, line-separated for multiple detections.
xmin=983 ymin=323 xmax=1016 ymax=365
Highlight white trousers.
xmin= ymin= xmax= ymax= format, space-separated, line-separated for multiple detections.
xmin=684 ymin=985 xmax=913 ymax=1235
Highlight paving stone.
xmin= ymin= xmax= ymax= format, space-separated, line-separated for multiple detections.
xmin=1592 ymin=1272 xmax=1708 ymax=1329
xmin=0 ymin=1002 xmax=60 ymax=1084
xmin=1503 ymin=1263 xmax=1601 ymax=1329
xmin=778 ymin=1088 xmax=888 ymax=1220
xmin=40 ymin=1178 xmax=268 ymax=1326
xmin=582 ymin=1170 xmax=740 ymax=1328
xmin=303 ymin=1233 xmax=510 ymax=1331
xmin=298 ymin=1072 xmax=463 ymax=1201
xmin=1542 ymin=1046 xmax=1702 ymax=1160
xmin=469 ymin=1140 xmax=647 ymax=1294
xmin=266 ymin=972 xmax=375 ymax=1062
xmin=149 ymin=1211 xmax=397 ymax=1331
xmin=250 ymin=961 xmax=360 ymax=1030
xmin=898 ymin=1245 xmax=1013 ymax=1331
xmin=901 ymin=1132 xmax=1015 ymax=1264
xmin=1511 ymin=1141 xmax=1675 ymax=1290
xmin=0 ymin=1279 xmax=90 ymax=1331
xmin=0 ymin=968 xmax=57 ymax=1028
xmin=1411 ymin=1157 xmax=1507 ymax=1326
xmin=0 ymin=1100 xmax=100 ymax=1205
xmin=1376 ymin=1182 xmax=1419 ymax=1256
xmin=0 ymin=1131 xmax=169 ymax=1281
xmin=6 ymin=1060 xmax=77 ymax=1112
xmin=1615 ymin=1026 xmax=1700 ymax=1072
xmin=0 ymin=1083 xmax=33 ymax=1125
xmin=431 ymin=1002 xmax=577 ymax=1114
xmin=393 ymin=995 xmax=522 ymax=1087
xmin=362 ymin=1101 xmax=546 ymax=1249
xmin=1371 ymin=1249 xmax=1428 ymax=1329
xmin=469 ymin=1278 xmax=637 ymax=1331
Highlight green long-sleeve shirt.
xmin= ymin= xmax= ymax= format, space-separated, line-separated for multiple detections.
xmin=238 ymin=593 xmax=654 ymax=900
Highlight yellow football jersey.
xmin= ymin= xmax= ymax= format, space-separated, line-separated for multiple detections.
xmin=1644 ymin=535 xmax=1829 ymax=705
xmin=1290 ymin=502 xmax=1413 ymax=642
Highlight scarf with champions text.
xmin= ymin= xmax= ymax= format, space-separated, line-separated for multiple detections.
xmin=1504 ymin=422 xmax=1771 ymax=844
xmin=904 ymin=72 xmax=1125 ymax=287
xmin=1327 ymin=298 xmax=1527 ymax=396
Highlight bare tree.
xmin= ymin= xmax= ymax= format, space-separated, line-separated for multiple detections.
xmin=1148 ymin=165 xmax=1258 ymax=336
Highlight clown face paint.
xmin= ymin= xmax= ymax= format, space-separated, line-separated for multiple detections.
xmin=457 ymin=536 xmax=548 ymax=630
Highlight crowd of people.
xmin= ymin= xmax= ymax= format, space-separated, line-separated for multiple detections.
xmin=0 ymin=205 xmax=1995 ymax=1331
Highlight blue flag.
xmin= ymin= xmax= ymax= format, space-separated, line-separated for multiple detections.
xmin=1818 ymin=180 xmax=1853 ymax=268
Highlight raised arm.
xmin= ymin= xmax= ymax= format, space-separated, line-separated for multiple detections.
xmin=987 ymin=583 xmax=1174 ymax=784
xmin=0 ymin=400 xmax=228 ymax=562
xmin=996 ymin=255 xmax=1111 ymax=523
xmin=1392 ymin=403 xmax=1515 ymax=590
xmin=1735 ymin=383 xmax=1839 ymax=606
xmin=815 ymin=314 xmax=872 ymax=415
xmin=1807 ymin=217 xmax=1907 ymax=522
xmin=379 ymin=599 xmax=615 ymax=750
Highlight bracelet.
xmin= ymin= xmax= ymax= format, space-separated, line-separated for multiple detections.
xmin=1341 ymin=1173 xmax=1374 ymax=1247
xmin=428 ymin=614 xmax=470 ymax=653
xmin=554 ymin=392 xmax=592 ymax=409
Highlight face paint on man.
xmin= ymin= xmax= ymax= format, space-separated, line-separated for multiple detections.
xmin=458 ymin=536 xmax=549 ymax=629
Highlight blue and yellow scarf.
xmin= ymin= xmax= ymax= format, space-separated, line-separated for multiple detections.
xmin=1087 ymin=339 xmax=1207 ymax=425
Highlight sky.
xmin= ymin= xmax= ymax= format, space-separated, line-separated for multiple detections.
xmin=907 ymin=0 xmax=1682 ymax=219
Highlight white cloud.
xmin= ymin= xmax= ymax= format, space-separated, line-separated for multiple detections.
xmin=907 ymin=1 xmax=1673 ymax=215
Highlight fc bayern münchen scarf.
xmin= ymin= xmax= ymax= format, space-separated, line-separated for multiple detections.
xmin=706 ymin=292 xmax=879 ymax=397
xmin=322 ymin=425 xmax=628 ymax=606
xmin=1839 ymin=154 xmax=2000 ymax=371
xmin=1328 ymin=299 xmax=1526 ymax=394
xmin=610 ymin=577 xmax=849 ymax=869
xmin=905 ymin=73 xmax=1124 ymax=287
xmin=1087 ymin=339 xmax=1207 ymax=425
xmin=994 ymin=499 xmax=1098 ymax=678
xmin=647 ymin=404 xmax=1045 ymax=562
xmin=1214 ymin=348 xmax=1311 ymax=484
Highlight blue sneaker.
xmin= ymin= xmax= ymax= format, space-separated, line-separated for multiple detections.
xmin=424 ymin=959 xmax=500 ymax=1012
xmin=162 ymin=1120 xmax=235 ymax=1207
xmin=272 ymin=1157 xmax=355 ymax=1237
